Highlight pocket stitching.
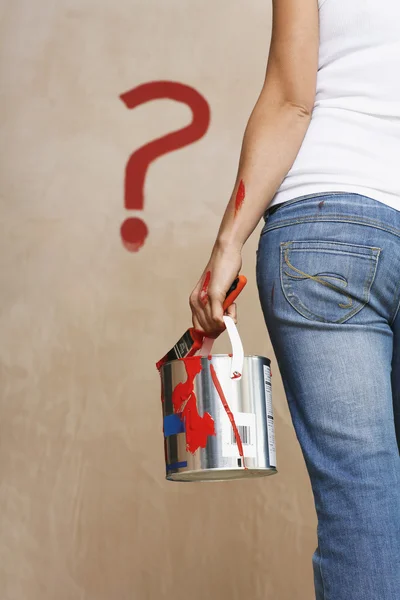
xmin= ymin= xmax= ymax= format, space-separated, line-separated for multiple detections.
xmin=279 ymin=242 xmax=381 ymax=324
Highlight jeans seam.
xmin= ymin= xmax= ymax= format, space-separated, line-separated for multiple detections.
xmin=389 ymin=277 xmax=400 ymax=326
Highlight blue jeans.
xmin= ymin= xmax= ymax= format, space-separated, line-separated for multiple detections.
xmin=256 ymin=192 xmax=400 ymax=600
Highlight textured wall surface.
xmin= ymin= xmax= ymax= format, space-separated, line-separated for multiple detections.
xmin=0 ymin=1 xmax=317 ymax=598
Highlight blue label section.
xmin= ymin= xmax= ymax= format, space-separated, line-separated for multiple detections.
xmin=166 ymin=461 xmax=188 ymax=471
xmin=164 ymin=414 xmax=185 ymax=437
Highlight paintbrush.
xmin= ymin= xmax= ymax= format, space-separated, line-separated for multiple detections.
xmin=156 ymin=275 xmax=247 ymax=370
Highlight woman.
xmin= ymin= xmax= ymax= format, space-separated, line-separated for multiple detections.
xmin=189 ymin=1 xmax=400 ymax=598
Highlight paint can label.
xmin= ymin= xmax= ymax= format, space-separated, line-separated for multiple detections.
xmin=221 ymin=411 xmax=257 ymax=458
xmin=263 ymin=365 xmax=277 ymax=468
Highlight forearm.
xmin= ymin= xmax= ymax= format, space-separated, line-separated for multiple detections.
xmin=215 ymin=97 xmax=312 ymax=250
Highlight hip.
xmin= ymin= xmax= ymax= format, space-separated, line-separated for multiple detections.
xmin=256 ymin=192 xmax=400 ymax=327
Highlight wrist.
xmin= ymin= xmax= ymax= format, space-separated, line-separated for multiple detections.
xmin=214 ymin=234 xmax=243 ymax=253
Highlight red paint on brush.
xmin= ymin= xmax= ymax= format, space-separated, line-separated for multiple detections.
xmin=234 ymin=180 xmax=246 ymax=217
xmin=200 ymin=270 xmax=211 ymax=305
xmin=172 ymin=357 xmax=216 ymax=453
xmin=209 ymin=363 xmax=247 ymax=469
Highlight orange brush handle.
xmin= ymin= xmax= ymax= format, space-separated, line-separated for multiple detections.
xmin=223 ymin=275 xmax=247 ymax=311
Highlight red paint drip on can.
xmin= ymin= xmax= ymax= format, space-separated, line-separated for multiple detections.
xmin=234 ymin=180 xmax=246 ymax=217
xmin=209 ymin=363 xmax=247 ymax=469
xmin=172 ymin=357 xmax=216 ymax=453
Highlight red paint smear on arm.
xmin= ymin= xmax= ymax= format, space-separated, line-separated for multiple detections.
xmin=172 ymin=357 xmax=216 ymax=453
xmin=200 ymin=270 xmax=211 ymax=306
xmin=209 ymin=363 xmax=247 ymax=469
xmin=234 ymin=180 xmax=245 ymax=217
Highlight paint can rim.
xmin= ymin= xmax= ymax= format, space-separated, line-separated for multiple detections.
xmin=160 ymin=354 xmax=271 ymax=368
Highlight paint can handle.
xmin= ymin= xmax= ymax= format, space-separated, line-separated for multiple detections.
xmin=197 ymin=316 xmax=244 ymax=380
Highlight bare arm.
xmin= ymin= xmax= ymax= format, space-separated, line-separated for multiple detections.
xmin=216 ymin=0 xmax=319 ymax=250
xmin=190 ymin=0 xmax=319 ymax=334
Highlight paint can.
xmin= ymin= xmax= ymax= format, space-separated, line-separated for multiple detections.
xmin=160 ymin=317 xmax=277 ymax=482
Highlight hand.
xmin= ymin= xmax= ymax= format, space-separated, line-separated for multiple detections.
xmin=189 ymin=241 xmax=242 ymax=338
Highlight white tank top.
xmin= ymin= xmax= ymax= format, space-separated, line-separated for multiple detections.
xmin=271 ymin=0 xmax=400 ymax=212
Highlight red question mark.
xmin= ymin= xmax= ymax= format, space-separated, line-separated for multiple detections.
xmin=119 ymin=81 xmax=210 ymax=252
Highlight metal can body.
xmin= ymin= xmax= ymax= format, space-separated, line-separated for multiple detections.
xmin=161 ymin=354 xmax=277 ymax=482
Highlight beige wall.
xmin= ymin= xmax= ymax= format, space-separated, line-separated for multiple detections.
xmin=0 ymin=1 xmax=317 ymax=598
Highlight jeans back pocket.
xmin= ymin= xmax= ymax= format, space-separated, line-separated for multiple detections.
xmin=280 ymin=240 xmax=381 ymax=324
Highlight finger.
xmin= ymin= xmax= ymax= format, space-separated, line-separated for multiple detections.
xmin=210 ymin=296 xmax=226 ymax=333
xmin=194 ymin=305 xmax=218 ymax=337
xmin=195 ymin=284 xmax=220 ymax=332
xmin=191 ymin=288 xmax=226 ymax=337
xmin=200 ymin=293 xmax=209 ymax=307
xmin=192 ymin=313 xmax=206 ymax=334
xmin=190 ymin=295 xmax=209 ymax=333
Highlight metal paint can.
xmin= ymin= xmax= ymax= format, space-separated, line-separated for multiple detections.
xmin=160 ymin=351 xmax=278 ymax=482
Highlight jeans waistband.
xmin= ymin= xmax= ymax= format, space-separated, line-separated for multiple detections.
xmin=263 ymin=192 xmax=400 ymax=238
xmin=268 ymin=202 xmax=285 ymax=216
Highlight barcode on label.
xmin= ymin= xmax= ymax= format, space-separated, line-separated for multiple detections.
xmin=231 ymin=425 xmax=251 ymax=446
xmin=222 ymin=412 xmax=257 ymax=458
